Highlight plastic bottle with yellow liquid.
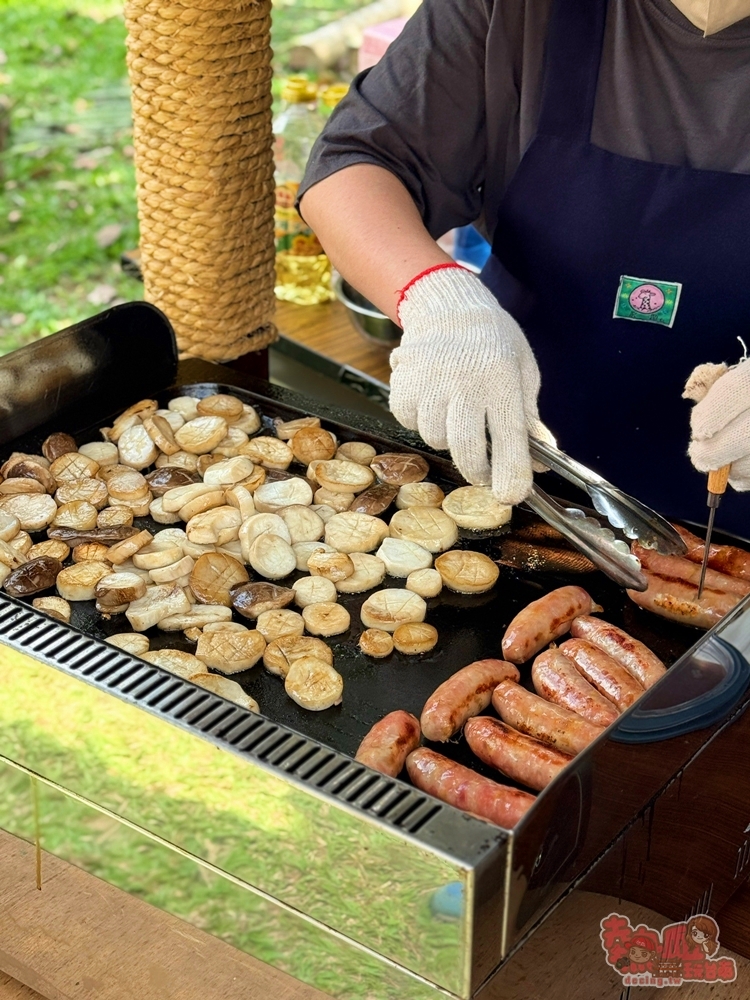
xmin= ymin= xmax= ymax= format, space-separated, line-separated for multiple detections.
xmin=273 ymin=78 xmax=334 ymax=305
xmin=319 ymin=82 xmax=349 ymax=118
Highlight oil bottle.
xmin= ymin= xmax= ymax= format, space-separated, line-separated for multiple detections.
xmin=273 ymin=77 xmax=334 ymax=305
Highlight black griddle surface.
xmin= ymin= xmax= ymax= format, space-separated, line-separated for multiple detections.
xmin=4 ymin=378 xmax=717 ymax=784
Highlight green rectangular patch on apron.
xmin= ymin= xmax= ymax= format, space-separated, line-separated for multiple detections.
xmin=613 ymin=276 xmax=682 ymax=327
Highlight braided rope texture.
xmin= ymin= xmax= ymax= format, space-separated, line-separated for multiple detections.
xmin=124 ymin=0 xmax=278 ymax=361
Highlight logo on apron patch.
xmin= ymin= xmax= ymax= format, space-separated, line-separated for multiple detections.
xmin=613 ymin=276 xmax=682 ymax=328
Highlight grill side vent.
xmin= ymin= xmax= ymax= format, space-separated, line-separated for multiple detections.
xmin=0 ymin=596 xmax=449 ymax=838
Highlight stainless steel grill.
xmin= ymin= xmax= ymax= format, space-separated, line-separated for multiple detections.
xmin=1 ymin=303 xmax=749 ymax=1000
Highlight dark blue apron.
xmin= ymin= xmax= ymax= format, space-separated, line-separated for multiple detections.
xmin=481 ymin=0 xmax=750 ymax=537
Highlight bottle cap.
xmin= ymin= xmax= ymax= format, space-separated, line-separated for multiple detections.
xmin=282 ymin=76 xmax=318 ymax=103
xmin=320 ymin=83 xmax=349 ymax=108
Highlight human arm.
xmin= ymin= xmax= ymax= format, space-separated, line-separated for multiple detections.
xmin=303 ymin=163 xmax=550 ymax=503
xmin=299 ymin=164 xmax=451 ymax=323
xmin=297 ymin=0 xmax=551 ymax=503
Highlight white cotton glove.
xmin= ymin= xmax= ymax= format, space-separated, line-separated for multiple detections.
xmin=389 ymin=265 xmax=553 ymax=505
xmin=684 ymin=358 xmax=750 ymax=491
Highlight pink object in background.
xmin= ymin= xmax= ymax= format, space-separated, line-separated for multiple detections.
xmin=358 ymin=17 xmax=408 ymax=71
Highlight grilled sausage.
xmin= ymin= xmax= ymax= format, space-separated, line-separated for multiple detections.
xmin=406 ymin=747 xmax=535 ymax=829
xmin=420 ymin=659 xmax=520 ymax=742
xmin=492 ymin=680 xmax=605 ymax=756
xmin=633 ymin=544 xmax=750 ymax=597
xmin=627 ymin=572 xmax=740 ymax=630
xmin=674 ymin=525 xmax=750 ymax=581
xmin=570 ymin=616 xmax=666 ymax=688
xmin=355 ymin=711 xmax=421 ymax=777
xmin=559 ymin=639 xmax=644 ymax=711
xmin=501 ymin=586 xmax=600 ymax=664
xmin=464 ymin=717 xmax=572 ymax=791
xmin=531 ymin=647 xmax=619 ymax=727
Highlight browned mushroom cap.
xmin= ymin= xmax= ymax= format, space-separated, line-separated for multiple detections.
xmin=392 ymin=621 xmax=438 ymax=654
xmin=434 ymin=550 xmax=500 ymax=594
xmin=196 ymin=393 xmax=244 ymax=421
xmin=4 ymin=556 xmax=63 ymax=597
xmin=0 ymin=477 xmax=45 ymax=496
xmin=41 ymin=432 xmax=78 ymax=463
xmin=56 ymin=478 xmax=109 ymax=509
xmin=0 ymin=452 xmax=49 ymax=477
xmin=290 ymin=427 xmax=337 ymax=464
xmin=2 ymin=460 xmax=56 ymax=494
xmin=29 ymin=539 xmax=71 ymax=562
xmin=190 ymin=552 xmax=249 ymax=607
xmin=349 ymin=484 xmax=399 ymax=517
xmin=370 ymin=453 xmax=429 ymax=486
xmin=274 ymin=416 xmax=321 ymax=441
xmin=32 ymin=596 xmax=72 ymax=623
xmin=358 ymin=628 xmax=394 ymax=658
xmin=263 ymin=635 xmax=333 ymax=677
xmin=284 ymin=656 xmax=343 ymax=710
xmin=231 ymin=581 xmax=296 ymax=619
xmin=145 ymin=466 xmax=202 ymax=496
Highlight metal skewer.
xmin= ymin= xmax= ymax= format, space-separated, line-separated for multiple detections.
xmin=697 ymin=465 xmax=732 ymax=598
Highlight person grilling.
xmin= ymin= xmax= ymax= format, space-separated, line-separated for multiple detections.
xmin=299 ymin=0 xmax=750 ymax=537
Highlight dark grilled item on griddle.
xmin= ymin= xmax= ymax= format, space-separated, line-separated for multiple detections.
xmin=231 ymin=581 xmax=296 ymax=619
xmin=145 ymin=466 xmax=202 ymax=496
xmin=41 ymin=432 xmax=78 ymax=463
xmin=498 ymin=539 xmax=597 ymax=574
xmin=48 ymin=525 xmax=140 ymax=547
xmin=4 ymin=556 xmax=63 ymax=596
xmin=349 ymin=484 xmax=399 ymax=517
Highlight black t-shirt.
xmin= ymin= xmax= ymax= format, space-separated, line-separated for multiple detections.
xmin=300 ymin=0 xmax=750 ymax=243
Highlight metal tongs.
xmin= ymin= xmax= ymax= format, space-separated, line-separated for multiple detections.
xmin=524 ymin=438 xmax=688 ymax=592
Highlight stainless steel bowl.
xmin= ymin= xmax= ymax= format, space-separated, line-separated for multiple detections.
xmin=334 ymin=274 xmax=402 ymax=349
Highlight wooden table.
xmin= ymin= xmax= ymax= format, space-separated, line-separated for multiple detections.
xmin=274 ymin=299 xmax=393 ymax=385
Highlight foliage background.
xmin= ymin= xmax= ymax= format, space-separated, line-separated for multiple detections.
xmin=0 ymin=0 xmax=358 ymax=354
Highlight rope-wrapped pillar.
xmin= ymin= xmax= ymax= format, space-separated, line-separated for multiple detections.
xmin=124 ymin=0 xmax=277 ymax=362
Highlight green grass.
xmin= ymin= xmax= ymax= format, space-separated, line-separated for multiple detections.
xmin=0 ymin=0 xmax=366 ymax=355
xmin=0 ymin=0 xmax=139 ymax=351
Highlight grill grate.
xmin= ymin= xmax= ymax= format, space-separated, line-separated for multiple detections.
xmin=0 ymin=594 xmax=452 ymax=840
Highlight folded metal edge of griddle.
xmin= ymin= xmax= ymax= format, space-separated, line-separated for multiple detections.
xmin=0 ymin=301 xmax=178 ymax=450
xmin=529 ymin=436 xmax=687 ymax=557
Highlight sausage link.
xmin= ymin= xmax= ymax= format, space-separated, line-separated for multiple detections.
xmin=501 ymin=586 xmax=599 ymax=664
xmin=464 ymin=717 xmax=572 ymax=791
xmin=492 ymin=680 xmax=604 ymax=756
xmin=570 ymin=615 xmax=666 ymax=688
xmin=559 ymin=639 xmax=644 ymax=711
xmin=674 ymin=525 xmax=750 ymax=581
xmin=627 ymin=571 xmax=740 ymax=630
xmin=531 ymin=647 xmax=618 ymax=726
xmin=406 ymin=747 xmax=535 ymax=829
xmin=355 ymin=711 xmax=421 ymax=777
xmin=420 ymin=659 xmax=520 ymax=742
xmin=634 ymin=544 xmax=750 ymax=597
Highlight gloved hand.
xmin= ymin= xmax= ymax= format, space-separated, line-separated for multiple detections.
xmin=683 ymin=359 xmax=750 ymax=490
xmin=390 ymin=264 xmax=552 ymax=505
